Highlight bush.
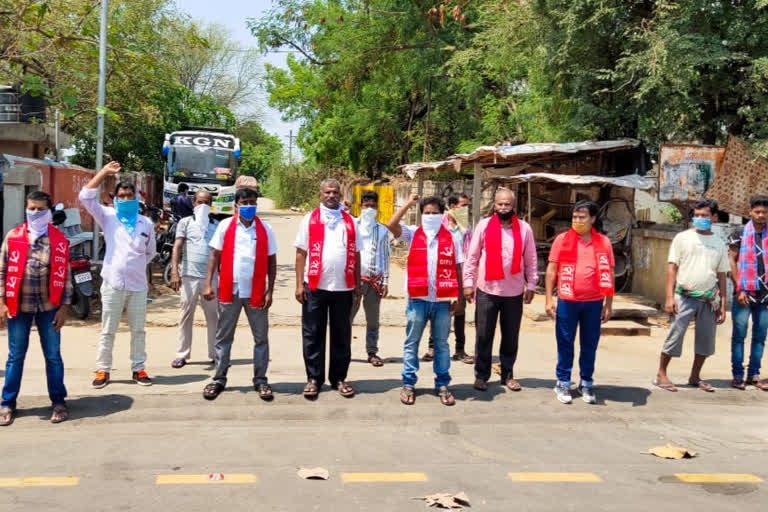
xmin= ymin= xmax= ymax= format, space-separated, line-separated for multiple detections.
xmin=264 ymin=164 xmax=345 ymax=210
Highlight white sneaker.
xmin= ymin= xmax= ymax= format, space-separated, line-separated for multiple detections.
xmin=579 ymin=385 xmax=597 ymax=404
xmin=554 ymin=382 xmax=572 ymax=404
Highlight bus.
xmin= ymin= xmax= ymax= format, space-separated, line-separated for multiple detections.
xmin=162 ymin=128 xmax=241 ymax=215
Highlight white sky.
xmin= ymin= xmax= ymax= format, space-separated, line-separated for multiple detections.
xmin=177 ymin=0 xmax=302 ymax=145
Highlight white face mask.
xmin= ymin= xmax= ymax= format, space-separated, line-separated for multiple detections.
xmin=359 ymin=207 xmax=377 ymax=236
xmin=421 ymin=213 xmax=443 ymax=237
xmin=194 ymin=204 xmax=211 ymax=229
xmin=26 ymin=209 xmax=52 ymax=239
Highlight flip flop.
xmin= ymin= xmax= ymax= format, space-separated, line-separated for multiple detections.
xmin=731 ymin=378 xmax=746 ymax=390
xmin=367 ymin=354 xmax=384 ymax=367
xmin=0 ymin=408 xmax=14 ymax=427
xmin=652 ymin=379 xmax=678 ymax=392
xmin=400 ymin=386 xmax=415 ymax=405
xmin=171 ymin=358 xmax=186 ymax=369
xmin=336 ymin=381 xmax=355 ymax=398
xmin=437 ymin=387 xmax=455 ymax=406
xmin=688 ymin=380 xmax=715 ymax=392
xmin=504 ymin=378 xmax=522 ymax=391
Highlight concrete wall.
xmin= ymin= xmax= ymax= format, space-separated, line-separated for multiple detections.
xmin=631 ymin=226 xmax=681 ymax=306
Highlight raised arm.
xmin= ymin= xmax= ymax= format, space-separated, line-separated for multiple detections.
xmin=387 ymin=194 xmax=420 ymax=239
xmin=79 ymin=161 xmax=122 ymax=227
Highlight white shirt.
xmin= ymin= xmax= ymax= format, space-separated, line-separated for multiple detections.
xmin=399 ymin=224 xmax=465 ymax=302
xmin=210 ymin=217 xmax=278 ymax=298
xmin=356 ymin=218 xmax=390 ymax=286
xmin=293 ymin=211 xmax=363 ymax=291
xmin=78 ymin=187 xmax=156 ymax=292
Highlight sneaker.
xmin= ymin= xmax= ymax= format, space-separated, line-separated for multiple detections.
xmin=554 ymin=382 xmax=572 ymax=404
xmin=132 ymin=370 xmax=153 ymax=386
xmin=579 ymin=385 xmax=597 ymax=404
xmin=92 ymin=371 xmax=110 ymax=389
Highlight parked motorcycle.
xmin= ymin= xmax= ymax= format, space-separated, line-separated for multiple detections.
xmin=154 ymin=211 xmax=180 ymax=287
xmin=52 ymin=204 xmax=95 ymax=319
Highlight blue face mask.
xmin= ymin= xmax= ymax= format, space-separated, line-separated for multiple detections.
xmin=114 ymin=198 xmax=139 ymax=234
xmin=238 ymin=205 xmax=256 ymax=221
xmin=692 ymin=217 xmax=711 ymax=231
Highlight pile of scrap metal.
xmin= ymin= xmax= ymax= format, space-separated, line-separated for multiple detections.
xmin=399 ymin=139 xmax=653 ymax=293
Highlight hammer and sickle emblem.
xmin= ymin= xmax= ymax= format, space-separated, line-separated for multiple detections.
xmin=9 ymin=250 xmax=20 ymax=264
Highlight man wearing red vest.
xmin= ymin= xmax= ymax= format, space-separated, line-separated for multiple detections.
xmin=0 ymin=191 xmax=72 ymax=426
xmin=201 ymin=187 xmax=278 ymax=401
xmin=294 ymin=179 xmax=362 ymax=399
xmin=387 ymin=194 xmax=464 ymax=406
xmin=545 ymin=200 xmax=614 ymax=404
xmin=463 ymin=189 xmax=538 ymax=392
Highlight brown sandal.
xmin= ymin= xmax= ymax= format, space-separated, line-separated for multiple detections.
xmin=0 ymin=407 xmax=14 ymax=427
xmin=336 ymin=381 xmax=355 ymax=398
xmin=437 ymin=386 xmax=455 ymax=406
xmin=473 ymin=379 xmax=488 ymax=391
xmin=51 ymin=404 xmax=69 ymax=424
xmin=747 ymin=377 xmax=768 ymax=390
xmin=505 ymin=378 xmax=522 ymax=391
xmin=400 ymin=386 xmax=415 ymax=405
xmin=303 ymin=379 xmax=319 ymax=399
xmin=368 ymin=354 xmax=384 ymax=367
xmin=731 ymin=378 xmax=746 ymax=390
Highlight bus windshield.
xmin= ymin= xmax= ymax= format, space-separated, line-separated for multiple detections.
xmin=168 ymin=145 xmax=235 ymax=182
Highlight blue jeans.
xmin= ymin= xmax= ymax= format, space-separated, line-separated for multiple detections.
xmin=2 ymin=308 xmax=67 ymax=410
xmin=402 ymin=299 xmax=451 ymax=389
xmin=555 ymin=299 xmax=603 ymax=386
xmin=731 ymin=301 xmax=768 ymax=379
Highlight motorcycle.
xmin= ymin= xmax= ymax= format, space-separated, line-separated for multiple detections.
xmin=52 ymin=204 xmax=95 ymax=320
xmin=154 ymin=210 xmax=180 ymax=287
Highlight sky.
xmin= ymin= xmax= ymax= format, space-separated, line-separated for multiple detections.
xmin=178 ymin=0 xmax=301 ymax=147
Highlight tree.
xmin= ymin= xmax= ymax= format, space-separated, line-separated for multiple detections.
xmin=174 ymin=21 xmax=265 ymax=120
xmin=234 ymin=120 xmax=284 ymax=181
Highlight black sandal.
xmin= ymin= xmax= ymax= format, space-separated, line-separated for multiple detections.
xmin=368 ymin=354 xmax=384 ymax=367
xmin=336 ymin=381 xmax=355 ymax=398
xmin=303 ymin=379 xmax=319 ymax=399
xmin=400 ymin=386 xmax=415 ymax=405
xmin=203 ymin=382 xmax=224 ymax=401
xmin=437 ymin=387 xmax=455 ymax=406
xmin=256 ymin=384 xmax=274 ymax=402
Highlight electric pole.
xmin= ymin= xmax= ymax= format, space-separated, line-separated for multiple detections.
xmin=285 ymin=129 xmax=294 ymax=165
xmin=92 ymin=0 xmax=108 ymax=260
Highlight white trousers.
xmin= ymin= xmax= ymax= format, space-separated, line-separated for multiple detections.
xmin=176 ymin=276 xmax=219 ymax=360
xmin=96 ymin=282 xmax=147 ymax=372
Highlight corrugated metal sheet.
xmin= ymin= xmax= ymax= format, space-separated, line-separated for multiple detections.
xmin=495 ymin=172 xmax=653 ymax=190
xmin=401 ymin=139 xmax=640 ymax=178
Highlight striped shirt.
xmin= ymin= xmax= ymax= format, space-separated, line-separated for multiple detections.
xmin=356 ymin=220 xmax=390 ymax=286
xmin=0 ymin=231 xmax=73 ymax=312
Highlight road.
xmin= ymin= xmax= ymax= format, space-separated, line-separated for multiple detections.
xmin=1 ymin=200 xmax=766 ymax=511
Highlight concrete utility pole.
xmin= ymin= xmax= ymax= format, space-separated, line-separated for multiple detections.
xmin=92 ymin=0 xmax=108 ymax=260
xmin=286 ymin=129 xmax=294 ymax=165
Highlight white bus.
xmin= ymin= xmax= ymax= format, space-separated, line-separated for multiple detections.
xmin=162 ymin=128 xmax=241 ymax=215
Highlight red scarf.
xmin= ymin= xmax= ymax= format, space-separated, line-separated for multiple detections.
xmin=407 ymin=226 xmax=459 ymax=299
xmin=5 ymin=223 xmax=69 ymax=317
xmin=219 ymin=216 xmax=269 ymax=307
xmin=484 ymin=214 xmax=522 ymax=280
xmin=307 ymin=207 xmax=356 ymax=291
xmin=557 ymin=228 xmax=614 ymax=300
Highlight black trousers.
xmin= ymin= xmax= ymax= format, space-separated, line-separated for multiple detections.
xmin=428 ymin=314 xmax=466 ymax=352
xmin=301 ymin=285 xmax=354 ymax=387
xmin=474 ymin=289 xmax=523 ymax=382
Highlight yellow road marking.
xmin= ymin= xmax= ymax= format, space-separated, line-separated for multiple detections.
xmin=0 ymin=477 xmax=80 ymax=487
xmin=675 ymin=473 xmax=763 ymax=483
xmin=156 ymin=474 xmax=258 ymax=485
xmin=508 ymin=472 xmax=602 ymax=482
xmin=341 ymin=472 xmax=428 ymax=483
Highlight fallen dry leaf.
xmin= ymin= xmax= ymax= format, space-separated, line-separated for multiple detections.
xmin=492 ymin=363 xmax=502 ymax=376
xmin=297 ymin=467 xmax=330 ymax=480
xmin=648 ymin=444 xmax=697 ymax=459
xmin=413 ymin=492 xmax=471 ymax=509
